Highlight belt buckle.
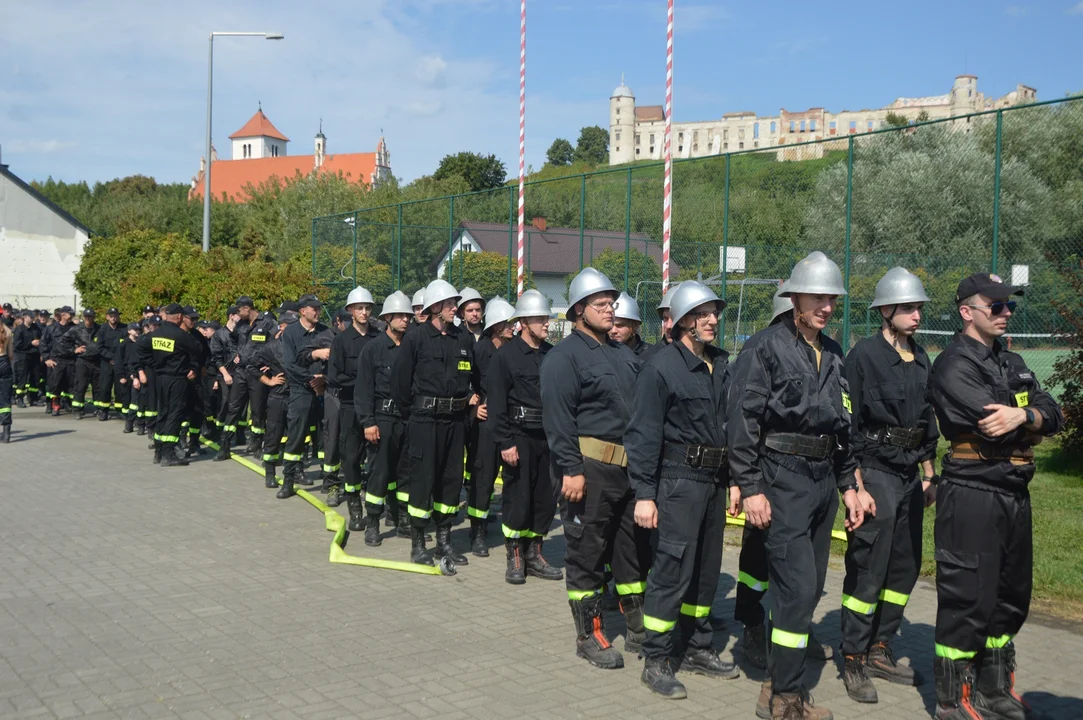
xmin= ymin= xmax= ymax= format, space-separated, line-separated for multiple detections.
xmin=817 ymin=434 xmax=832 ymax=460
xmin=421 ymin=397 xmax=436 ymax=410
xmin=513 ymin=406 xmax=526 ymax=422
xmin=685 ymin=445 xmax=703 ymax=468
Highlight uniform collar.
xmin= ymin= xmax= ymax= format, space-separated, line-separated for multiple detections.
xmin=674 ymin=339 xmax=726 ymax=371
xmin=571 ymin=327 xmax=608 ymax=349
xmin=956 ymin=331 xmax=1002 ymax=360
xmin=514 ymin=335 xmax=548 ymax=354
xmin=780 ymin=311 xmax=822 ymax=345
xmin=422 ymin=319 xmax=458 ymax=337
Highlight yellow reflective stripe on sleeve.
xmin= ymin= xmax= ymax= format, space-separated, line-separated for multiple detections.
xmin=771 ymin=627 xmax=809 ymax=649
xmin=365 ymin=493 xmax=384 ymax=505
xmin=433 ymin=502 xmax=458 ymax=515
xmin=842 ymin=594 xmax=877 ymax=616
xmin=567 ymin=589 xmax=601 ymax=601
xmin=643 ymin=615 xmax=677 ymax=632
xmin=615 ymin=581 xmax=646 ymax=596
xmin=879 ymin=588 xmax=910 ymax=607
xmin=986 ymin=634 xmax=1013 ymax=649
xmin=738 ymin=571 xmax=768 ymax=592
xmin=936 ymin=643 xmax=978 ymax=660
xmin=408 ymin=505 xmax=432 ymax=519
xmin=467 ymin=506 xmax=489 ymax=519
xmin=680 ymin=603 xmax=711 ymax=618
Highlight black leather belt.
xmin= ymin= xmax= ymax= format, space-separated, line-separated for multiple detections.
xmin=664 ymin=443 xmax=728 ymax=469
xmin=510 ymin=406 xmax=543 ymax=424
xmin=413 ymin=396 xmax=468 ymax=414
xmin=764 ymin=432 xmax=836 ymax=460
xmin=865 ymin=426 xmax=924 ymax=450
xmin=379 ymin=398 xmax=400 ymax=415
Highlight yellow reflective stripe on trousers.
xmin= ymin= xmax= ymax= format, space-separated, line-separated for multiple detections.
xmin=842 ymin=594 xmax=878 ymax=616
xmin=365 ymin=493 xmax=384 ymax=505
xmin=936 ymin=643 xmax=978 ymax=660
xmin=387 ymin=482 xmax=398 ymax=491
xmin=321 ymin=464 xmax=341 ymax=473
xmin=396 ymin=491 xmax=409 ymax=503
xmin=467 ymin=506 xmax=489 ymax=519
xmin=408 ymin=505 xmax=432 ymax=519
xmin=433 ymin=502 xmax=457 ymax=515
xmin=643 ymin=614 xmax=677 ymax=632
xmin=344 ymin=485 xmax=361 ymax=493
xmin=986 ymin=634 xmax=1013 ymax=649
xmin=615 ymin=581 xmax=646 ymax=596
xmin=154 ymin=434 xmax=180 ymax=443
xmin=283 ymin=453 xmax=303 ymax=462
xmin=680 ymin=603 xmax=711 ymax=618
xmin=879 ymin=588 xmax=910 ymax=607
xmin=502 ymin=525 xmax=538 ymax=538
xmin=262 ymin=453 xmax=280 ymax=462
xmin=771 ymin=627 xmax=809 ymax=649
xmin=568 ymin=589 xmax=601 ymax=601
xmin=738 ymin=571 xmax=768 ymax=592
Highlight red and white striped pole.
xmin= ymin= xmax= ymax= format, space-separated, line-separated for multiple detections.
xmin=661 ymin=0 xmax=674 ymax=293
xmin=516 ymin=0 xmax=527 ymax=297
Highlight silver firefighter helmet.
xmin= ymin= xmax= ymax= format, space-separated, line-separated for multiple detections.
xmin=457 ymin=286 xmax=485 ymax=310
xmin=656 ymin=282 xmax=683 ymax=319
xmin=484 ymin=297 xmax=516 ymax=333
xmin=345 ymin=286 xmax=374 ymax=307
xmin=422 ymin=279 xmax=461 ymax=312
xmin=379 ymin=291 xmax=413 ymax=318
xmin=613 ymin=292 xmax=642 ymax=323
xmin=771 ymin=282 xmax=794 ymax=323
xmin=670 ymin=281 xmax=725 ymax=328
xmin=566 ymin=267 xmax=618 ymax=320
xmin=512 ymin=289 xmax=551 ymax=320
xmin=869 ymin=267 xmax=930 ymax=309
xmin=779 ymin=251 xmax=847 ymax=297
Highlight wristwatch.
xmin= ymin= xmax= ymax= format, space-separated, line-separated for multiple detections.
xmin=924 ymin=474 xmax=940 ymax=486
xmin=1024 ymin=407 xmax=1036 ymax=426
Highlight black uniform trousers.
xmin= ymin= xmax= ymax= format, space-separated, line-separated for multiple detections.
xmin=464 ymin=414 xmax=478 ymax=485
xmin=72 ymin=357 xmax=99 ymax=412
xmin=467 ymin=419 xmax=500 ymax=521
xmin=499 ymin=429 xmax=556 ymax=538
xmin=322 ymin=390 xmax=342 ymax=476
xmin=642 ymin=475 xmax=726 ymax=658
xmin=840 ymin=467 xmax=923 ymax=655
xmin=365 ymin=415 xmax=407 ymax=517
xmin=760 ymin=455 xmax=838 ymax=695
xmin=283 ymin=387 xmax=320 ymax=477
xmin=201 ymin=374 xmax=218 ymax=431
xmin=406 ymin=415 xmax=465 ymax=529
xmin=220 ymin=372 xmax=249 ymax=434
xmin=14 ymin=353 xmax=40 ymax=402
xmin=337 ymin=400 xmax=365 ymax=493
xmin=183 ymin=374 xmax=205 ymax=443
xmin=735 ymin=524 xmax=769 ymax=628
xmin=0 ymin=356 xmax=12 ymax=426
xmin=561 ymin=457 xmax=651 ymax=601
xmin=98 ymin=359 xmax=127 ymax=414
xmin=139 ymin=372 xmax=158 ymax=432
xmin=262 ymin=391 xmax=289 ymax=466
xmin=247 ymin=369 xmax=268 ymax=441
xmin=154 ymin=375 xmax=189 ymax=452
xmin=47 ymin=359 xmax=75 ymax=406
xmin=934 ymin=478 xmax=1032 ymax=661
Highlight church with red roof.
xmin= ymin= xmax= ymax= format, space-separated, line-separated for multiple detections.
xmin=189 ymin=108 xmax=391 ymax=202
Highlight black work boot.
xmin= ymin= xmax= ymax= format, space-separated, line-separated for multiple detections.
xmin=365 ymin=514 xmax=383 ymax=546
xmin=152 ymin=441 xmax=162 ymax=465
xmin=186 ymin=435 xmax=204 ymax=457
xmin=214 ymin=432 xmax=233 ymax=461
xmin=867 ymin=640 xmax=918 ymax=686
xmin=434 ymin=527 xmax=468 ymax=565
xmin=934 ymin=656 xmax=982 ymax=720
xmin=525 ymin=537 xmax=563 ymax=581
xmin=974 ymin=646 xmax=1031 ymax=720
xmin=681 ymin=648 xmax=740 ymax=679
xmin=569 ymin=595 xmax=624 ymax=669
xmin=410 ymin=527 xmax=434 ymax=566
xmin=326 ymin=483 xmax=343 ymax=507
xmin=0 ymin=426 xmax=10 ymax=444
xmin=16 ymin=396 xmax=26 ymax=409
xmin=245 ymin=432 xmax=261 ymax=457
xmin=842 ymin=653 xmax=878 ymax=703
xmin=642 ymin=656 xmax=687 ymax=699
xmin=136 ymin=420 xmax=146 ymax=436
xmin=235 ymin=426 xmax=247 ymax=447
xmin=276 ymin=474 xmax=295 ymax=499
xmin=620 ymin=593 xmax=647 ymax=654
xmin=296 ymin=469 xmax=315 ymax=486
xmin=264 ymin=464 xmax=278 ymax=489
xmin=469 ymin=519 xmax=489 ymax=557
xmin=99 ymin=408 xmax=110 ymax=421
xmin=345 ymin=493 xmax=366 ymax=532
xmin=123 ymin=417 xmax=135 ymax=434
xmin=160 ymin=445 xmax=189 ymax=467
xmin=504 ymin=539 xmax=526 ymax=585
xmin=396 ymin=505 xmax=411 ymax=538
xmin=740 ymin=622 xmax=769 ymax=670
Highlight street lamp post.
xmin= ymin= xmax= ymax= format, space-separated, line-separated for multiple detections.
xmin=202 ymin=31 xmax=284 ymax=253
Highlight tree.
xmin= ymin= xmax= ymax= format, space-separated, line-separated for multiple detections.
xmin=443 ymin=250 xmax=530 ymax=300
xmin=546 ymin=138 xmax=574 ymax=167
xmin=1048 ymin=258 xmax=1083 ymax=457
xmin=884 ymin=112 xmax=909 ymax=128
xmin=574 ymin=126 xmax=609 ymax=165
xmin=433 ymin=152 xmax=507 ymax=192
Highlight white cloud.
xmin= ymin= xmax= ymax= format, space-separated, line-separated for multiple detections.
xmin=1005 ymin=5 xmax=1027 ymax=15
xmin=1069 ymin=1 xmax=1083 ymax=13
xmin=414 ymin=55 xmax=449 ymax=87
xmin=5 ymin=139 xmax=76 ymax=154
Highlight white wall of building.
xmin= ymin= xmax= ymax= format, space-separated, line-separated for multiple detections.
xmin=231 ymin=136 xmax=287 ymax=160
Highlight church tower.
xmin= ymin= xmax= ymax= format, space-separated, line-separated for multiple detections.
xmin=229 ymin=107 xmax=289 ymax=159
xmin=610 ymin=76 xmax=636 ymax=166
xmin=314 ymin=120 xmax=326 ymax=169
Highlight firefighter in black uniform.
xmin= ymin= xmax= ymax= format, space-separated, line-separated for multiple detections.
xmin=45 ymin=307 xmax=77 ymax=415
xmin=466 ymin=296 xmax=515 ymax=558
xmin=71 ymin=309 xmax=101 ymax=419
xmin=257 ymin=310 xmax=298 ymax=489
xmin=198 ymin=320 xmax=220 ymax=439
xmin=626 ymin=281 xmax=739 ymax=699
xmin=140 ymin=304 xmax=201 ymax=467
xmin=458 ymin=287 xmax=486 ymax=495
xmin=390 ymin=279 xmax=477 ymax=567
xmin=230 ymin=296 xmax=255 ymax=447
xmin=135 ymin=316 xmax=161 ymax=437
xmin=357 ymin=291 xmax=414 ymax=544
xmin=610 ymin=292 xmax=652 ymax=356
xmin=96 ymin=308 xmax=128 ymax=421
xmin=212 ymin=306 xmax=242 ymax=456
xmin=0 ymin=320 xmax=11 ymax=442
xmin=13 ymin=311 xmax=42 ymax=407
xmin=38 ymin=310 xmax=56 ymax=411
xmin=727 ymin=251 xmax=864 ymax=720
xmin=278 ymin=295 xmax=328 ymax=499
xmin=181 ymin=307 xmax=209 ymax=457
xmin=839 ymin=268 xmax=939 ymax=704
xmin=540 ymin=267 xmax=650 ymax=670
xmin=243 ymin=311 xmax=276 ymax=459
xmin=119 ymin=322 xmax=142 ymax=433
xmin=489 ymin=289 xmax=562 ymax=584
xmin=929 ymin=273 xmax=1063 ymax=720
xmin=328 ymin=286 xmax=380 ymax=523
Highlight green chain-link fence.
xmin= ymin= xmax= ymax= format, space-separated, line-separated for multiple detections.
xmin=313 ymin=95 xmax=1082 ymax=385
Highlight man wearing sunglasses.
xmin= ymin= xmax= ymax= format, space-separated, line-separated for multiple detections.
xmin=929 ymin=273 xmax=1063 ymax=720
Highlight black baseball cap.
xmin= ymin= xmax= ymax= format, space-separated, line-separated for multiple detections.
xmin=161 ymin=303 xmax=184 ymax=315
xmin=235 ymin=296 xmax=255 ymax=308
xmin=197 ymin=319 xmax=214 ymax=329
xmin=83 ymin=308 xmax=96 ymax=317
xmin=278 ymin=300 xmax=300 ymax=313
xmin=182 ymin=306 xmax=200 ymax=319
xmin=227 ymin=305 xmax=241 ymax=316
xmin=298 ymin=294 xmax=322 ymax=309
xmin=126 ymin=322 xmax=142 ymax=332
xmin=106 ymin=307 xmax=120 ymax=315
xmin=142 ymin=305 xmax=156 ymax=314
xmin=955 ymin=273 xmax=1025 ymax=304
xmin=335 ymin=309 xmax=351 ymax=322
xmin=281 ymin=310 xmax=300 ymax=324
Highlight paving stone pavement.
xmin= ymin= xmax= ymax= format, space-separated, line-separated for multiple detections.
xmin=1 ymin=407 xmax=1082 ymax=719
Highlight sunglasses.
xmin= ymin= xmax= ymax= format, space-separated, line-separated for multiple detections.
xmin=968 ymin=300 xmax=1017 ymax=316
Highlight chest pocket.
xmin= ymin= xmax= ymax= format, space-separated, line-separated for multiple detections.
xmin=580 ymin=365 xmax=617 ymax=399
xmin=777 ymin=373 xmax=808 ymax=407
xmin=869 ymin=381 xmax=905 ymax=402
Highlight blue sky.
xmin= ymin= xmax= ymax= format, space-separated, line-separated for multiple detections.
xmin=1 ymin=0 xmax=1081 ymax=188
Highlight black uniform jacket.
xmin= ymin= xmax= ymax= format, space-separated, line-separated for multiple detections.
xmin=540 ymin=328 xmax=640 ymax=478
xmin=241 ymin=319 xmax=276 ymax=374
xmin=727 ymin=312 xmax=858 ymax=498
xmin=355 ymin=331 xmax=402 ymax=428
xmin=39 ymin=323 xmax=58 ymax=360
xmin=146 ymin=322 xmax=201 ymax=377
xmin=489 ymin=335 xmax=551 ymax=451
xmin=210 ymin=326 xmax=238 ymax=374
xmin=327 ymin=323 xmax=380 ymax=404
xmin=845 ymin=333 xmax=939 ymax=476
xmin=70 ymin=322 xmax=101 ymax=361
xmin=50 ymin=322 xmax=79 ymax=361
xmin=254 ymin=336 xmax=290 ymax=398
xmin=629 ymin=335 xmax=652 ymax=356
xmin=13 ymin=324 xmax=41 ymax=355
xmin=97 ymin=323 xmax=128 ymax=364
xmin=280 ymin=320 xmax=328 ymax=389
xmin=474 ymin=335 xmax=499 ymax=402
xmin=627 ymin=342 xmax=731 ymax=500
xmin=930 ymin=332 xmax=1062 ymax=491
xmin=390 ymin=320 xmax=477 ymax=423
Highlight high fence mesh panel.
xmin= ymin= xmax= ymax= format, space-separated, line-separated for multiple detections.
xmin=313 ymin=96 xmax=1081 ymax=383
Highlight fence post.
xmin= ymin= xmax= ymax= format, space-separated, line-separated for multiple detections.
xmin=448 ymin=197 xmax=455 ymax=282
xmin=351 ymin=211 xmax=358 ymax=286
xmin=842 ymin=136 xmax=854 ymax=351
xmin=624 ymin=168 xmax=632 ymax=291
xmin=396 ymin=204 xmax=402 ymax=291
xmin=579 ymin=174 xmax=586 ymax=270
xmin=721 ymin=154 xmax=730 ymax=341
xmin=991 ymin=109 xmax=1004 ymax=275
xmin=507 ymin=186 xmax=515 ymax=298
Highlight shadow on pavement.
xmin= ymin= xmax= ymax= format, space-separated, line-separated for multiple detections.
xmin=7 ymin=429 xmax=74 ymax=443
